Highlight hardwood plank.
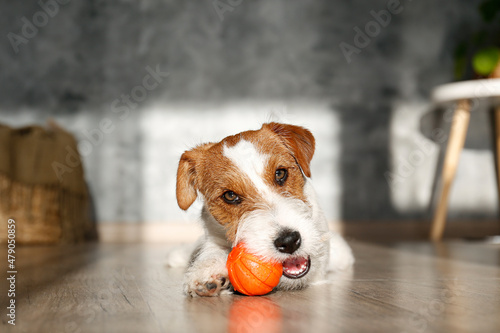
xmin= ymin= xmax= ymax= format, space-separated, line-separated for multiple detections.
xmin=1 ymin=241 xmax=499 ymax=333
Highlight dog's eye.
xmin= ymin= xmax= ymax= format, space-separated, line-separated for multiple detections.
xmin=275 ymin=168 xmax=288 ymax=185
xmin=222 ymin=191 xmax=241 ymax=204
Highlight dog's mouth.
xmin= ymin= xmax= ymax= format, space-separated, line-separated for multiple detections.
xmin=282 ymin=256 xmax=310 ymax=279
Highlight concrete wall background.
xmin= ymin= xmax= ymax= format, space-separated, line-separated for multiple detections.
xmin=0 ymin=0 xmax=497 ymax=224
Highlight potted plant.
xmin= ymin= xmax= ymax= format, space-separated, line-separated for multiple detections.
xmin=430 ymin=0 xmax=500 ymax=241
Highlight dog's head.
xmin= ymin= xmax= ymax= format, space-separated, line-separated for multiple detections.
xmin=176 ymin=123 xmax=329 ymax=287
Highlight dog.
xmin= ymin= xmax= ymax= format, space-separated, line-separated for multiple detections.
xmin=174 ymin=122 xmax=354 ymax=297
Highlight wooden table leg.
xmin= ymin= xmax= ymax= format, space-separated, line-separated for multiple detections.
xmin=489 ymin=63 xmax=500 ymax=221
xmin=428 ymin=135 xmax=445 ymax=216
xmin=430 ymin=100 xmax=471 ymax=241
xmin=492 ymin=106 xmax=500 ymax=209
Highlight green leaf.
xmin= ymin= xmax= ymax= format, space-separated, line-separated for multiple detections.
xmin=472 ymin=47 xmax=500 ymax=76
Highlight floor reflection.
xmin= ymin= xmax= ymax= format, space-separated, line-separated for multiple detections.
xmin=228 ymin=297 xmax=282 ymax=333
xmin=184 ymin=267 xmax=354 ymax=333
xmin=184 ymin=295 xmax=282 ymax=333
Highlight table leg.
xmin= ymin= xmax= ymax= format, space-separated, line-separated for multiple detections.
xmin=492 ymin=106 xmax=500 ymax=209
xmin=489 ymin=63 xmax=500 ymax=214
xmin=430 ymin=100 xmax=471 ymax=241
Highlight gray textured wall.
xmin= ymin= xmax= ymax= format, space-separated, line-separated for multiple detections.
xmin=0 ymin=0 xmax=497 ymax=223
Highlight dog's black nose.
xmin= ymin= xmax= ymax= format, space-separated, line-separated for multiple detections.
xmin=274 ymin=230 xmax=301 ymax=254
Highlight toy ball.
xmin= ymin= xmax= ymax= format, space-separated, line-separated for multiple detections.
xmin=226 ymin=243 xmax=283 ymax=296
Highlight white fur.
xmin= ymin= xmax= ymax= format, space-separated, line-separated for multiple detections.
xmin=174 ymin=138 xmax=354 ymax=296
xmin=223 ymin=140 xmax=271 ymax=197
xmin=182 ymin=236 xmax=232 ymax=297
xmin=233 ymin=180 xmax=335 ymax=290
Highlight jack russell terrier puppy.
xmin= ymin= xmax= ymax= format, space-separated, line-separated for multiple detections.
xmin=175 ymin=122 xmax=354 ymax=297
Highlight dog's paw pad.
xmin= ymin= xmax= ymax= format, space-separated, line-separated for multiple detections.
xmin=188 ymin=274 xmax=231 ymax=297
xmin=205 ymin=282 xmax=218 ymax=291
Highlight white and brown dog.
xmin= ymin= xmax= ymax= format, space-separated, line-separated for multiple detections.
xmin=174 ymin=122 xmax=354 ymax=297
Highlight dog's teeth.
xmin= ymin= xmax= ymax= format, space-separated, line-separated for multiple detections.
xmin=285 ymin=264 xmax=306 ymax=275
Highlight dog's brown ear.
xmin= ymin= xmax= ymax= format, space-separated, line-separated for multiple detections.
xmin=176 ymin=143 xmax=214 ymax=210
xmin=263 ymin=122 xmax=316 ymax=177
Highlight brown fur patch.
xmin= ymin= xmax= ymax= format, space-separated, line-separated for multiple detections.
xmin=175 ymin=123 xmax=315 ymax=242
xmin=262 ymin=122 xmax=315 ymax=177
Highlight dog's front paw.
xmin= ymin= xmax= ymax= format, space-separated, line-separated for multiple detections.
xmin=185 ymin=273 xmax=231 ymax=297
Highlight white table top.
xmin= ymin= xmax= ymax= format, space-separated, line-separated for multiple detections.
xmin=431 ymin=78 xmax=500 ymax=105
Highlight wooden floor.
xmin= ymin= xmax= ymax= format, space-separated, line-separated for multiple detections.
xmin=1 ymin=240 xmax=499 ymax=333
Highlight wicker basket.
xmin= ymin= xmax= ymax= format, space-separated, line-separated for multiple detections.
xmin=0 ymin=122 xmax=97 ymax=244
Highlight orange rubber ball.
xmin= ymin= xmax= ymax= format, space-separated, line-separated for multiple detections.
xmin=226 ymin=243 xmax=283 ymax=296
